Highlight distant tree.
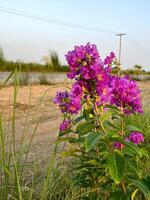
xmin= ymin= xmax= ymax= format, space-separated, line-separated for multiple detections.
xmin=0 ymin=47 xmax=4 ymax=61
xmin=0 ymin=47 xmax=5 ymax=68
xmin=134 ymin=64 xmax=142 ymax=75
xmin=42 ymin=51 xmax=61 ymax=72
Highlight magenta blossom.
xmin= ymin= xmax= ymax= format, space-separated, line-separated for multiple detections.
xmin=113 ymin=142 xmax=125 ymax=150
xmin=126 ymin=132 xmax=144 ymax=145
xmin=114 ymin=131 xmax=144 ymax=150
xmin=71 ymin=82 xmax=83 ymax=99
xmin=110 ymin=76 xmax=143 ymax=114
xmin=54 ymin=91 xmax=69 ymax=104
xmin=104 ymin=51 xmax=115 ymax=67
xmin=55 ymin=43 xmax=144 ymax=133
xmin=59 ymin=120 xmax=71 ymax=131
xmin=113 ymin=142 xmax=122 ymax=150
xmin=65 ymin=43 xmax=101 ymax=80
xmin=54 ymin=91 xmax=81 ymax=114
xmin=66 ymin=43 xmax=99 ymax=68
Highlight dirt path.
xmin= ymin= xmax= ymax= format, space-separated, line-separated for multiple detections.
xmin=0 ymin=84 xmax=70 ymax=163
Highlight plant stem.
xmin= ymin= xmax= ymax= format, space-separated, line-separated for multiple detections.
xmin=93 ymin=101 xmax=113 ymax=153
xmin=121 ymin=180 xmax=126 ymax=195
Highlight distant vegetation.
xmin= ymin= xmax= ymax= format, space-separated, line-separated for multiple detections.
xmin=0 ymin=47 xmax=69 ymax=72
xmin=0 ymin=47 xmax=150 ymax=74
xmin=112 ymin=64 xmax=150 ymax=75
xmin=120 ymin=65 xmax=150 ymax=75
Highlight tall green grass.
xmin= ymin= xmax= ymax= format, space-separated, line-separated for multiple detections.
xmin=0 ymin=70 xmax=78 ymax=200
xmin=125 ymin=111 xmax=150 ymax=176
xmin=0 ymin=71 xmax=149 ymax=200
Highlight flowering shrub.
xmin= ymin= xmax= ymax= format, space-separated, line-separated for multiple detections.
xmin=54 ymin=43 xmax=150 ymax=199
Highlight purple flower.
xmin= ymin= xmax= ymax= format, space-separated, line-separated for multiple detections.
xmin=55 ymin=44 xmax=143 ymax=118
xmin=104 ymin=52 xmax=115 ymax=67
xmin=54 ymin=90 xmax=81 ymax=114
xmin=68 ymin=99 xmax=81 ymax=114
xmin=67 ymin=72 xmax=76 ymax=79
xmin=66 ymin=43 xmax=100 ymax=79
xmin=59 ymin=120 xmax=71 ymax=131
xmin=71 ymin=82 xmax=83 ymax=99
xmin=114 ymin=131 xmax=144 ymax=149
xmin=127 ymin=132 xmax=144 ymax=144
xmin=113 ymin=142 xmax=124 ymax=150
xmin=54 ymin=91 xmax=69 ymax=104
xmin=96 ymin=84 xmax=112 ymax=104
xmin=110 ymin=76 xmax=143 ymax=114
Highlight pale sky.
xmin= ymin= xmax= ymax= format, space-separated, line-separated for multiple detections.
xmin=0 ymin=0 xmax=150 ymax=70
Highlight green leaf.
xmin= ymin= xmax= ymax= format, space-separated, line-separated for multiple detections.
xmin=76 ymin=121 xmax=94 ymax=136
xmin=123 ymin=141 xmax=142 ymax=158
xmin=131 ymin=179 xmax=150 ymax=199
xmin=106 ymin=105 xmax=120 ymax=112
xmin=140 ymin=147 xmax=149 ymax=158
xmin=85 ymin=132 xmax=102 ymax=152
xmin=110 ymin=136 xmax=142 ymax=157
xmin=131 ymin=189 xmax=139 ymax=200
xmin=110 ymin=191 xmax=130 ymax=200
xmin=100 ymin=110 xmax=112 ymax=123
xmin=143 ymin=176 xmax=150 ymax=189
xmin=84 ymin=159 xmax=100 ymax=166
xmin=126 ymin=159 xmax=141 ymax=178
xmin=56 ymin=136 xmax=85 ymax=144
xmin=61 ymin=148 xmax=81 ymax=158
xmin=106 ymin=121 xmax=120 ymax=131
xmin=106 ymin=130 xmax=118 ymax=137
xmin=73 ymin=115 xmax=85 ymax=124
xmin=107 ymin=151 xmax=125 ymax=184
xmin=126 ymin=125 xmax=142 ymax=132
xmin=69 ymin=137 xmax=85 ymax=144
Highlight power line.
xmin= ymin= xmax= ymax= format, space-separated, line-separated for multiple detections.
xmin=1 ymin=7 xmax=149 ymax=63
xmin=127 ymin=36 xmax=150 ymax=57
xmin=0 ymin=6 xmax=117 ymax=34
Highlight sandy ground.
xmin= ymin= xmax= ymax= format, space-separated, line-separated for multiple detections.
xmin=0 ymin=84 xmax=69 ymax=163
xmin=0 ymin=81 xmax=150 ymax=162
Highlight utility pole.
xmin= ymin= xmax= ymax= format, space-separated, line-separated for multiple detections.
xmin=115 ymin=33 xmax=126 ymax=63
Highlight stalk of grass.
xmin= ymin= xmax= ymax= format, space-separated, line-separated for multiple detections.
xmin=0 ymin=115 xmax=5 ymax=167
xmin=40 ymin=144 xmax=58 ymax=200
xmin=17 ymin=83 xmax=48 ymax=163
xmin=2 ymin=71 xmax=15 ymax=87
xmin=17 ymin=85 xmax=32 ymax=163
xmin=0 ymin=69 xmax=32 ymax=199
xmin=0 ymin=114 xmax=6 ymax=199
xmin=22 ymin=87 xmax=52 ymax=163
xmin=24 ymin=122 xmax=39 ymax=162
xmin=13 ymin=154 xmax=22 ymax=200
xmin=12 ymin=68 xmax=19 ymax=156
xmin=0 ymin=70 xmax=16 ymax=199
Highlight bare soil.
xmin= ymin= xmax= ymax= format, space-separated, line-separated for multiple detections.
xmin=0 ymin=81 xmax=149 ymax=162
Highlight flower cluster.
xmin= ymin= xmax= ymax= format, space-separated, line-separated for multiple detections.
xmin=114 ymin=132 xmax=144 ymax=150
xmin=126 ymin=131 xmax=144 ymax=144
xmin=66 ymin=43 xmax=100 ymax=80
xmin=59 ymin=119 xmax=71 ymax=131
xmin=103 ymin=51 xmax=115 ymax=70
xmin=113 ymin=142 xmax=124 ymax=150
xmin=54 ymin=91 xmax=81 ymax=114
xmin=54 ymin=43 xmax=143 ymax=132
xmin=110 ymin=76 xmax=143 ymax=114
